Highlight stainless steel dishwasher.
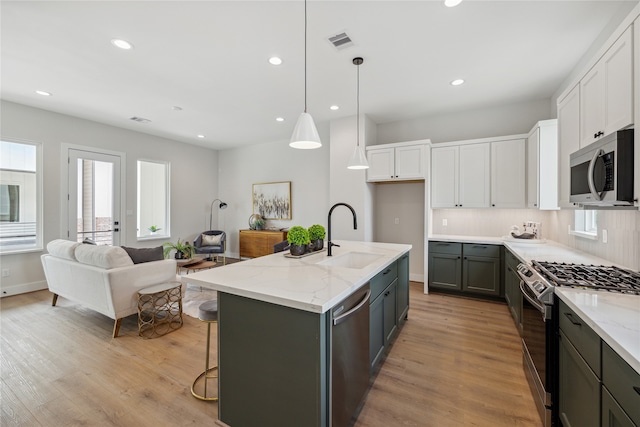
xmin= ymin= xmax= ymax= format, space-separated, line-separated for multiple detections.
xmin=331 ymin=283 xmax=371 ymax=427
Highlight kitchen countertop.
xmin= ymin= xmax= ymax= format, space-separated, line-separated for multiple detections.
xmin=430 ymin=234 xmax=640 ymax=374
xmin=181 ymin=240 xmax=411 ymax=314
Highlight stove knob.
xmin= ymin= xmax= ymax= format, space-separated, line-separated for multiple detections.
xmin=534 ymin=282 xmax=546 ymax=292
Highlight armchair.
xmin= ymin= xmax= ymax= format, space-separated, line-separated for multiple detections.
xmin=194 ymin=230 xmax=226 ymax=265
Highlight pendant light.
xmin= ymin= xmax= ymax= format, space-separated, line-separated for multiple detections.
xmin=290 ymin=0 xmax=321 ymax=149
xmin=347 ymin=57 xmax=369 ymax=169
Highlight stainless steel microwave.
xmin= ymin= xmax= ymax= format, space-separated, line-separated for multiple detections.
xmin=569 ymin=129 xmax=634 ymax=206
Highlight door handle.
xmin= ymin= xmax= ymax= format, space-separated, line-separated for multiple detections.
xmin=633 ymin=386 xmax=640 ymax=395
xmin=564 ymin=312 xmax=581 ymax=326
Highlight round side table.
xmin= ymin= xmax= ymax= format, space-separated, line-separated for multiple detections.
xmin=137 ymin=281 xmax=183 ymax=339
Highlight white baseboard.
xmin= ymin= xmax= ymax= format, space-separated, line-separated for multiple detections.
xmin=1 ymin=280 xmax=48 ymax=297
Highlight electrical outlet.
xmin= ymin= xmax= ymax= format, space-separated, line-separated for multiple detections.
xmin=2 ymin=269 xmax=9 ymax=277
xmin=602 ymin=229 xmax=608 ymax=243
xmin=442 ymin=219 xmax=448 ymax=226
xmin=394 ymin=218 xmax=400 ymax=225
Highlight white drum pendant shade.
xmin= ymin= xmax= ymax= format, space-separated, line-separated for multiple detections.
xmin=347 ymin=145 xmax=369 ymax=169
xmin=289 ymin=112 xmax=322 ymax=149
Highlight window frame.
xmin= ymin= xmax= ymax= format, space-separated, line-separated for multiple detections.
xmin=0 ymin=138 xmax=43 ymax=254
xmin=571 ymin=209 xmax=598 ymax=240
xmin=136 ymin=159 xmax=171 ymax=241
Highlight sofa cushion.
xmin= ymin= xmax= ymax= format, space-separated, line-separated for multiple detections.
xmin=202 ymin=233 xmax=223 ymax=246
xmin=74 ymin=244 xmax=134 ymax=269
xmin=47 ymin=239 xmax=81 ymax=261
xmin=121 ymin=246 xmax=164 ymax=264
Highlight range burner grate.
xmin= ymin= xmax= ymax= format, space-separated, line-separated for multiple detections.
xmin=532 ymin=261 xmax=640 ymax=295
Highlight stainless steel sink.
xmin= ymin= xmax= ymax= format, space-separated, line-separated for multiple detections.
xmin=317 ymin=252 xmax=382 ymax=269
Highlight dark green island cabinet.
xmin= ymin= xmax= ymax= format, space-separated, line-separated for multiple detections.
xmin=558 ymin=299 xmax=640 ymax=427
xmin=216 ymin=254 xmax=410 ymax=427
xmin=428 ymin=241 xmax=503 ymax=297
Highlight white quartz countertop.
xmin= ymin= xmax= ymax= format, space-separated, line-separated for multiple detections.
xmin=430 ymin=233 xmax=640 ymax=374
xmin=181 ymin=240 xmax=411 ymax=314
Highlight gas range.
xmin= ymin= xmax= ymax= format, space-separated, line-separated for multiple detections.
xmin=517 ymin=260 xmax=640 ymax=305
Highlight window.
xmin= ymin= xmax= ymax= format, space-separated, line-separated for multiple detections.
xmin=0 ymin=140 xmax=43 ymax=253
xmin=572 ymin=210 xmax=598 ymax=240
xmin=137 ymin=160 xmax=170 ymax=239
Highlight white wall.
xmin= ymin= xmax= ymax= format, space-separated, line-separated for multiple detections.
xmin=217 ymin=123 xmax=330 ymax=257
xmin=376 ymin=98 xmax=552 ymax=145
xmin=0 ymin=101 xmax=219 ymax=296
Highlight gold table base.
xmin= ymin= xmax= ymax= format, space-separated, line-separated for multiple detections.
xmin=137 ymin=282 xmax=183 ymax=339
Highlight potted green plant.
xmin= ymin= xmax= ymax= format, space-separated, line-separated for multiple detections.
xmin=307 ymin=224 xmax=326 ymax=251
xmin=148 ymin=225 xmax=161 ymax=235
xmin=287 ymin=226 xmax=310 ymax=256
xmin=163 ymin=238 xmax=194 ymax=260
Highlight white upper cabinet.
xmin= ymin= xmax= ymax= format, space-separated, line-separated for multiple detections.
xmin=558 ymin=85 xmax=581 ymax=209
xmin=431 ymin=136 xmax=525 ymax=209
xmin=527 ymin=120 xmax=558 ymax=210
xmin=366 ymin=142 xmax=427 ymax=182
xmin=635 ymin=17 xmax=640 ymax=208
xmin=431 ymin=146 xmax=459 ymax=208
xmin=459 ymin=143 xmax=491 ymax=208
xmin=580 ymin=26 xmax=634 ymax=148
xmin=491 ymin=139 xmax=525 ymax=208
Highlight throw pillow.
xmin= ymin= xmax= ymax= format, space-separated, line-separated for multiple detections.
xmin=47 ymin=239 xmax=81 ymax=261
xmin=121 ymin=246 xmax=164 ymax=264
xmin=202 ymin=234 xmax=222 ymax=246
xmin=74 ymin=245 xmax=134 ymax=269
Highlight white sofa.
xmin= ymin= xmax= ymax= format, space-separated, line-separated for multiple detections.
xmin=41 ymin=239 xmax=178 ymax=337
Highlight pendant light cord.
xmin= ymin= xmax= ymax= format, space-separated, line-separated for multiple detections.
xmin=304 ymin=0 xmax=308 ymax=113
xmin=356 ymin=61 xmax=360 ymax=148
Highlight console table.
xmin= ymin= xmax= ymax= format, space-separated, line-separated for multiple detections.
xmin=239 ymin=229 xmax=288 ymax=258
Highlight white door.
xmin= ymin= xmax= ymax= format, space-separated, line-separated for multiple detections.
xmin=67 ymin=149 xmax=121 ymax=245
xmin=395 ymin=145 xmax=426 ymax=180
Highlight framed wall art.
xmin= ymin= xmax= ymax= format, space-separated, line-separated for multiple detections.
xmin=252 ymin=181 xmax=291 ymax=220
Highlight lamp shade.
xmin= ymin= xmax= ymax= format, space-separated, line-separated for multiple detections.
xmin=290 ymin=112 xmax=322 ymax=149
xmin=347 ymin=145 xmax=369 ymax=169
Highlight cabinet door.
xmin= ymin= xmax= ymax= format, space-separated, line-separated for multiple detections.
xmin=527 ymin=128 xmax=540 ymax=208
xmin=580 ymin=62 xmax=605 ymax=148
xmin=366 ymin=148 xmax=395 ymax=182
xmin=383 ymin=281 xmax=397 ymax=345
xmin=462 ymin=255 xmax=501 ymax=296
xmin=558 ymin=330 xmax=601 ymax=427
xmin=395 ymin=145 xmax=425 ymax=179
xmin=396 ymin=254 xmax=409 ymax=325
xmin=505 ymin=264 xmax=522 ymax=335
xmin=602 ymin=387 xmax=635 ymax=427
xmin=369 ymin=293 xmax=385 ymax=371
xmin=603 ymin=27 xmax=633 ymax=136
xmin=431 ymin=146 xmax=458 ymax=208
xmin=459 ymin=143 xmax=490 ymax=208
xmin=428 ymin=252 xmax=462 ymax=291
xmin=558 ymin=85 xmax=580 ymax=208
xmin=491 ymin=139 xmax=525 ymax=208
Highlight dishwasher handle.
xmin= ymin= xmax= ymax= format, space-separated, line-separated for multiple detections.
xmin=333 ymin=289 xmax=371 ymax=326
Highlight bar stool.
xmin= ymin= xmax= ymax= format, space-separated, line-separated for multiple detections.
xmin=191 ymin=300 xmax=219 ymax=401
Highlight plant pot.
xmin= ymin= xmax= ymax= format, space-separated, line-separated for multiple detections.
xmin=289 ymin=244 xmax=306 ymax=256
xmin=175 ymin=251 xmax=184 ymax=260
xmin=312 ymin=239 xmax=324 ymax=251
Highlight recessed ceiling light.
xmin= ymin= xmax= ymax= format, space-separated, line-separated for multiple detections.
xmin=35 ymin=90 xmax=52 ymax=96
xmin=269 ymin=57 xmax=283 ymax=65
xmin=450 ymin=79 xmax=465 ymax=86
xmin=444 ymin=0 xmax=463 ymax=7
xmin=276 ymin=117 xmax=285 ymax=122
xmin=111 ymin=39 xmax=133 ymax=50
xmin=197 ymin=134 xmax=205 ymax=139
xmin=330 ymin=105 xmax=339 ymax=111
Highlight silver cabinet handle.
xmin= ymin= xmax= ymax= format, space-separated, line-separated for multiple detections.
xmin=587 ymin=148 xmax=604 ymax=201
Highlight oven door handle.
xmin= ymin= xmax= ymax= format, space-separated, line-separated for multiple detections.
xmin=519 ymin=280 xmax=546 ymax=314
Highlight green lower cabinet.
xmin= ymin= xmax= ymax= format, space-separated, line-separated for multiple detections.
xmin=602 ymin=387 xmax=635 ymax=427
xmin=369 ymin=279 xmax=397 ymax=372
xmin=396 ymin=254 xmax=409 ymax=325
xmin=462 ymin=255 xmax=501 ymax=296
xmin=558 ymin=330 xmax=601 ymax=427
xmin=428 ymin=252 xmax=462 ymax=290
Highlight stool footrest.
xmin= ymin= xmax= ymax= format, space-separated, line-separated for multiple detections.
xmin=191 ymin=366 xmax=218 ymax=401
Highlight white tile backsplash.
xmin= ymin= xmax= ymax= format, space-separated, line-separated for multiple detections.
xmin=431 ymin=208 xmax=640 ymax=270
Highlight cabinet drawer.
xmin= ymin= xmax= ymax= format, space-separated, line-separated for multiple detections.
xmin=370 ymin=262 xmax=397 ymax=301
xmin=558 ymin=300 xmax=601 ymax=377
xmin=463 ymin=243 xmax=500 ymax=258
xmin=506 ymin=249 xmax=520 ymax=270
xmin=603 ymin=342 xmax=640 ymax=425
xmin=428 ymin=241 xmax=462 ymax=255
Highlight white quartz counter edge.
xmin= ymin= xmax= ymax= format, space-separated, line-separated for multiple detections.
xmin=554 ymin=288 xmax=640 ymax=374
xmin=181 ymin=240 xmax=411 ymax=314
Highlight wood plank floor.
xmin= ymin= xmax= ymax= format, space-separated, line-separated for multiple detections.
xmin=1 ymin=282 xmax=541 ymax=427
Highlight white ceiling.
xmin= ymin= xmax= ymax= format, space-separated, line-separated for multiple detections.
xmin=1 ymin=1 xmax=637 ymax=150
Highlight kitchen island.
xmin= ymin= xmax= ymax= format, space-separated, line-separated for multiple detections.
xmin=182 ymin=240 xmax=411 ymax=427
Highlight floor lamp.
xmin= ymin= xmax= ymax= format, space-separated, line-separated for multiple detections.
xmin=209 ymin=199 xmax=228 ymax=230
